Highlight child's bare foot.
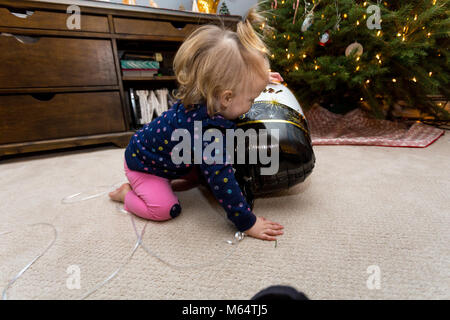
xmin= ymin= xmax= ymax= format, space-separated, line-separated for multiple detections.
xmin=108 ymin=183 xmax=131 ymax=203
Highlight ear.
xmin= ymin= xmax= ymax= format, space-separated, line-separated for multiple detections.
xmin=219 ymin=90 xmax=233 ymax=110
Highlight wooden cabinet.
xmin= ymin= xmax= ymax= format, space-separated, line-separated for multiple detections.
xmin=0 ymin=0 xmax=240 ymax=157
xmin=0 ymin=36 xmax=117 ymax=88
xmin=113 ymin=17 xmax=199 ymax=39
xmin=0 ymin=7 xmax=109 ymax=33
xmin=0 ymin=92 xmax=125 ymax=144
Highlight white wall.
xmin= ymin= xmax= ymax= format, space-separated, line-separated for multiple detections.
xmin=103 ymin=0 xmax=258 ymax=16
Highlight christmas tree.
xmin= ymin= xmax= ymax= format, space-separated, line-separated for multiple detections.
xmin=219 ymin=1 xmax=230 ymax=15
xmin=257 ymin=0 xmax=449 ymax=120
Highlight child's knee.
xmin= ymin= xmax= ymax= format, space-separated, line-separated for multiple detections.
xmin=169 ymin=203 xmax=182 ymax=219
xmin=147 ymin=202 xmax=181 ymax=221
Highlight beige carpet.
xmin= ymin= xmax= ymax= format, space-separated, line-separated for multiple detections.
xmin=1 ymin=133 xmax=449 ymax=300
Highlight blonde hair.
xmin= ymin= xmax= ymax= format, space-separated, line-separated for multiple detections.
xmin=173 ymin=6 xmax=270 ymax=115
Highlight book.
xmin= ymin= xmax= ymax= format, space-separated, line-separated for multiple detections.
xmin=120 ymin=60 xmax=160 ymax=70
xmin=122 ymin=70 xmax=158 ymax=78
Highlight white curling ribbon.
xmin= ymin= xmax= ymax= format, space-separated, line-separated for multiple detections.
xmin=227 ymin=231 xmax=245 ymax=245
xmin=61 ymin=183 xmax=123 ymax=204
xmin=1 ymin=223 xmax=58 ymax=300
xmin=83 ymin=204 xmax=244 ymax=299
xmin=2 ymin=183 xmax=246 ymax=299
xmin=68 ymin=184 xmax=245 ymax=297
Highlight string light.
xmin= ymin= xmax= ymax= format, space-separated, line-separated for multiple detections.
xmin=429 ymin=72 xmax=433 ymax=77
xmin=356 ymin=20 xmax=360 ymax=26
xmin=366 ymin=79 xmax=371 ymax=84
xmin=356 ymin=65 xmax=360 ymax=71
xmin=295 ymin=65 xmax=299 ymax=71
xmin=343 ymin=13 xmax=348 ymax=19
xmin=392 ymin=78 xmax=397 ymax=83
xmin=412 ymin=77 xmax=417 ymax=82
xmin=315 ymin=65 xmax=320 ymax=70
xmin=302 ymin=54 xmax=307 ymax=58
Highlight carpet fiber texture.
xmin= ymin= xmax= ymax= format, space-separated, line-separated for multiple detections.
xmin=1 ymin=133 xmax=449 ymax=299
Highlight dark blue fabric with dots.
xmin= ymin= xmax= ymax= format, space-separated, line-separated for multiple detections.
xmin=125 ymin=100 xmax=257 ymax=232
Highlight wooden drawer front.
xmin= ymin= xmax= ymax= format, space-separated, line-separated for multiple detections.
xmin=0 ymin=7 xmax=109 ymax=33
xmin=0 ymin=92 xmax=125 ymax=144
xmin=114 ymin=17 xmax=198 ymax=38
xmin=0 ymin=36 xmax=117 ymax=88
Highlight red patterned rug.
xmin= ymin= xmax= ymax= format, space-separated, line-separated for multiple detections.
xmin=305 ymin=105 xmax=445 ymax=148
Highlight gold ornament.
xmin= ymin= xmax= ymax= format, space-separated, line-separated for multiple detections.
xmin=345 ymin=41 xmax=364 ymax=57
xmin=197 ymin=0 xmax=220 ymax=14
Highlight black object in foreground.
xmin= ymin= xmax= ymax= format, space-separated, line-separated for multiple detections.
xmin=251 ymin=285 xmax=309 ymax=300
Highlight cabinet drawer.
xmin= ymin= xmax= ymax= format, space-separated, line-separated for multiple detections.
xmin=0 ymin=7 xmax=109 ymax=33
xmin=0 ymin=92 xmax=125 ymax=144
xmin=114 ymin=17 xmax=198 ymax=39
xmin=0 ymin=35 xmax=117 ymax=88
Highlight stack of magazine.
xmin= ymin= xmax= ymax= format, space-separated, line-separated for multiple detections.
xmin=129 ymin=88 xmax=178 ymax=128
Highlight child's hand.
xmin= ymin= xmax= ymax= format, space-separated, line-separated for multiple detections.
xmin=244 ymin=216 xmax=284 ymax=241
xmin=269 ymin=72 xmax=284 ymax=84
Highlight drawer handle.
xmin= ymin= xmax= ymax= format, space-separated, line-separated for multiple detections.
xmin=31 ymin=93 xmax=55 ymax=101
xmin=0 ymin=33 xmax=40 ymax=44
xmin=170 ymin=21 xmax=188 ymax=30
xmin=7 ymin=8 xmax=35 ymax=19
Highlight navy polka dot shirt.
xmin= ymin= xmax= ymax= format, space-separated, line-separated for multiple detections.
xmin=125 ymin=100 xmax=257 ymax=232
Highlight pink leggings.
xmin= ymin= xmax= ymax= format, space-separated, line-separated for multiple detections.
xmin=123 ymin=160 xmax=197 ymax=221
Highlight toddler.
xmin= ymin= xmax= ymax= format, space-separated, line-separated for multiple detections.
xmin=109 ymin=9 xmax=284 ymax=241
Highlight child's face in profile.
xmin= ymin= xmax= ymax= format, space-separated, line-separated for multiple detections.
xmin=219 ymin=75 xmax=269 ymax=120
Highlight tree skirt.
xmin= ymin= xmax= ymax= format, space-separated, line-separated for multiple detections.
xmin=305 ymin=105 xmax=445 ymax=148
